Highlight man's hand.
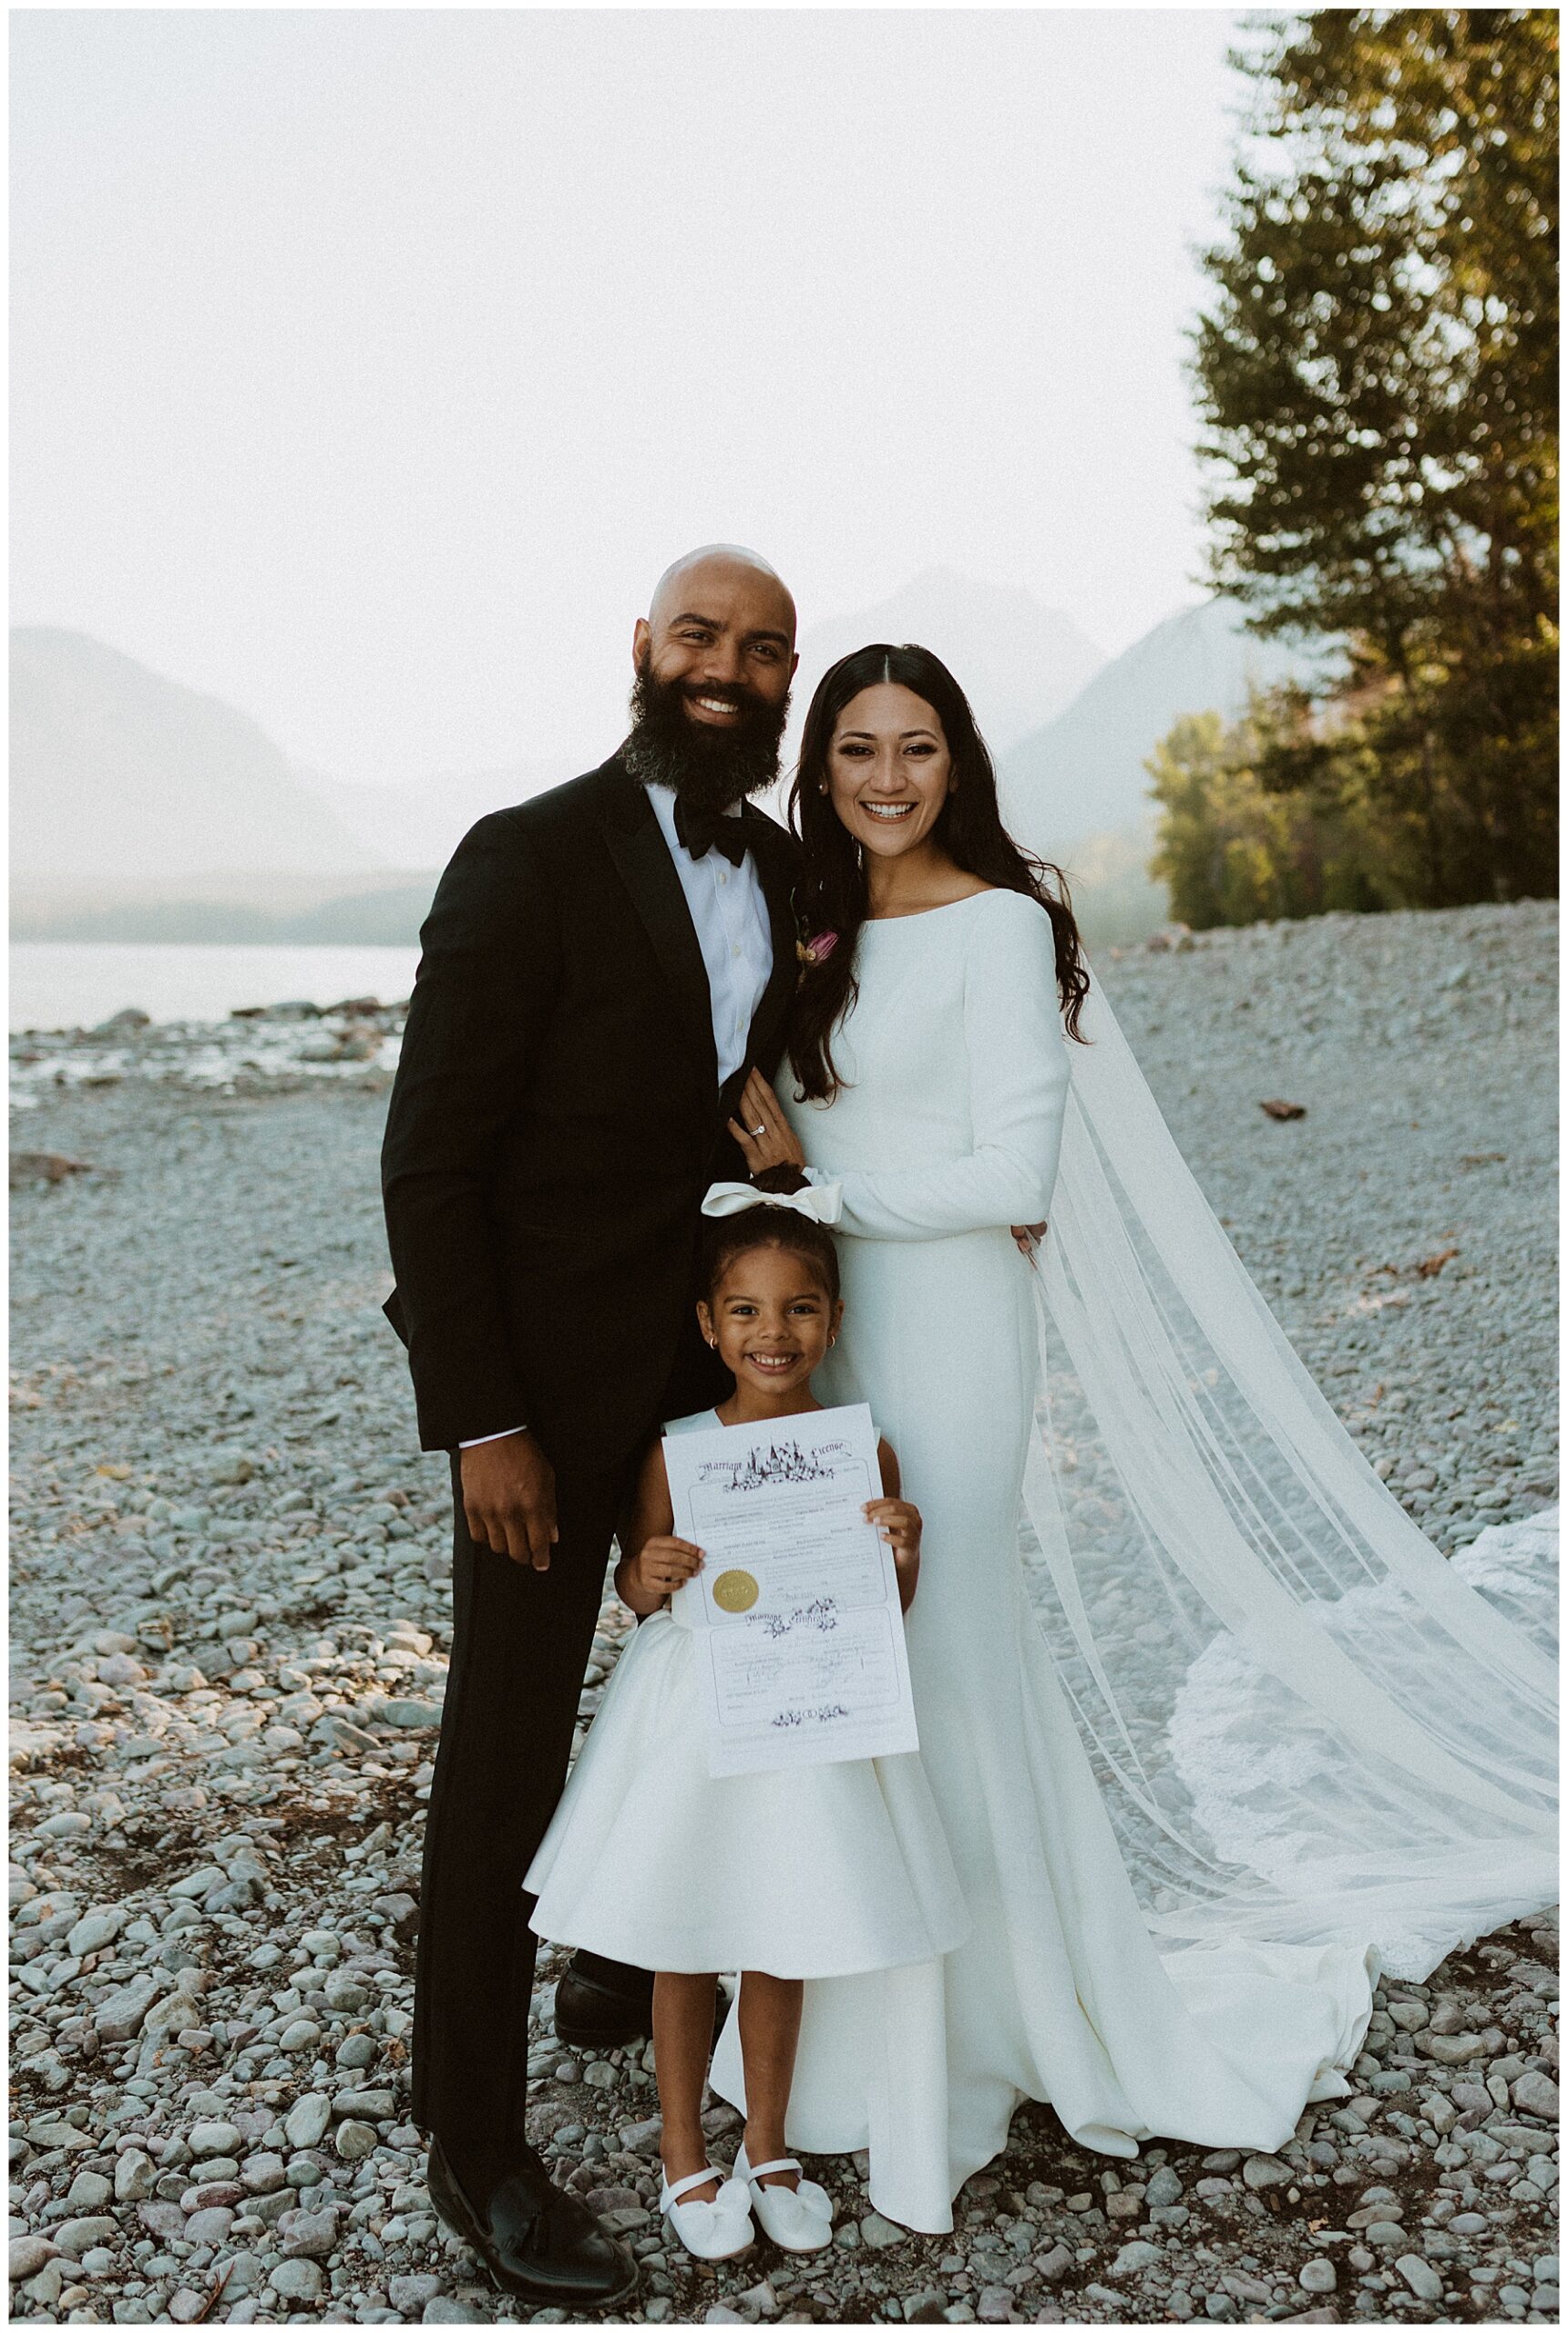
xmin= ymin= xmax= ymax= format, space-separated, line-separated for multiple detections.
xmin=1011 ymin=1220 xmax=1049 ymax=1268
xmin=460 ymin=1431 xmax=559 ymax=1569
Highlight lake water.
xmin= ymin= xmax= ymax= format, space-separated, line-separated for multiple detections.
xmin=10 ymin=942 xmax=423 ymax=1033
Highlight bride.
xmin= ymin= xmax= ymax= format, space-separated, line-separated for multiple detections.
xmin=712 ymin=642 xmax=1557 ymax=2235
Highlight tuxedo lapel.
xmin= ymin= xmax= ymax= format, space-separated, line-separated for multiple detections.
xmin=596 ymin=762 xmax=717 ymax=1086
xmin=740 ymin=804 xmax=801 ymax=1082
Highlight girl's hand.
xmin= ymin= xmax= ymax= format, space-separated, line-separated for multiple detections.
xmin=624 ymin=1535 xmax=703 ymax=1610
xmin=866 ymin=1496 xmax=922 ymax=1611
xmin=728 ymin=1069 xmax=806 ymax=1178
xmin=1011 ymin=1220 xmax=1048 ymax=1267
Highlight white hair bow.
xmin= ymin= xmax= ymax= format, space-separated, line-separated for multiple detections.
xmin=702 ymin=1178 xmax=843 ymax=1227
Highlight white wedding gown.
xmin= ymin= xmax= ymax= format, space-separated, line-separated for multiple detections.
xmin=708 ymin=889 xmax=1380 ymax=2233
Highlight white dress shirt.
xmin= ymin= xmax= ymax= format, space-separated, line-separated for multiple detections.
xmin=460 ymin=779 xmax=775 ymax=1450
xmin=642 ymin=782 xmax=774 ymax=1086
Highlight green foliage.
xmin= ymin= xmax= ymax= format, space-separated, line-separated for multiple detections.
xmin=1188 ymin=8 xmax=1558 ymax=907
xmin=1148 ymin=704 xmax=1391 ymax=930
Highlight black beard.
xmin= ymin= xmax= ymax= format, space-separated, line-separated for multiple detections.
xmin=622 ymin=661 xmax=790 ymax=817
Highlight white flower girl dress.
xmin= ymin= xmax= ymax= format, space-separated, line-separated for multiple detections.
xmin=524 ymin=1407 xmax=969 ymax=1980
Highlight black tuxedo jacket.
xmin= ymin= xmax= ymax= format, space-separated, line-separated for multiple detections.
xmin=381 ymin=755 xmax=803 ymax=1468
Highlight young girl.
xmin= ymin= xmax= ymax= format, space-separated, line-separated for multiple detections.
xmin=524 ymin=1186 xmax=968 ymax=2263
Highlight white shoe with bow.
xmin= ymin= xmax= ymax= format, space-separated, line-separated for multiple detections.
xmin=733 ymin=2143 xmax=835 ymax=2252
xmin=660 ymin=2164 xmax=754 ymax=2262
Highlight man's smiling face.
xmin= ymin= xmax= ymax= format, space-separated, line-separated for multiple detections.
xmin=623 ymin=546 xmax=798 ymax=809
xmin=633 ymin=550 xmax=798 ymax=728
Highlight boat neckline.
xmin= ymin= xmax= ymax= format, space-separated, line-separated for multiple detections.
xmin=862 ymin=889 xmax=1012 ymax=926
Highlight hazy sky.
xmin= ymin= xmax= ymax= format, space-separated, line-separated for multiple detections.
xmin=13 ymin=8 xmax=1253 ymax=785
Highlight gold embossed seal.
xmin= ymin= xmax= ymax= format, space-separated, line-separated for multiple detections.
xmin=712 ymin=1568 xmax=760 ymax=1614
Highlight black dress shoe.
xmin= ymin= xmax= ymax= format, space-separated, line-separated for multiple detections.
xmin=425 ymin=2134 xmax=638 ymax=2311
xmin=553 ymin=1951 xmax=655 ymax=2049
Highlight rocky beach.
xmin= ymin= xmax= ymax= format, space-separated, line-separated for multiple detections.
xmin=9 ymin=898 xmax=1559 ymax=2328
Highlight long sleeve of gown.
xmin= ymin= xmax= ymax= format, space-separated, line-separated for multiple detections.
xmin=821 ymin=899 xmax=1071 ymax=1240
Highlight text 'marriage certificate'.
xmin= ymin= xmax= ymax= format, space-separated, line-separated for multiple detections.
xmin=662 ymin=1403 xmax=919 ymax=1777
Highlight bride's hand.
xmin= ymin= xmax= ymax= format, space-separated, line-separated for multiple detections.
xmin=1012 ymin=1220 xmax=1048 ymax=1267
xmin=728 ymin=1069 xmax=806 ymax=1178
xmin=866 ymin=1495 xmax=921 ymax=1612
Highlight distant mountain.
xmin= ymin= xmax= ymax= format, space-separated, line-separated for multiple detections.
xmin=794 ymin=570 xmax=1106 ymax=756
xmin=16 ymin=878 xmax=439 ymax=948
xmin=999 ymin=597 xmax=1336 ymax=858
xmin=10 ymin=595 xmax=1335 ymax=954
xmin=305 ymin=763 xmax=572 ymax=872
xmin=11 ymin=629 xmax=381 ymax=886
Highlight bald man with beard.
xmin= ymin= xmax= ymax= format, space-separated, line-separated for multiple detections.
xmin=382 ymin=548 xmax=803 ymax=2308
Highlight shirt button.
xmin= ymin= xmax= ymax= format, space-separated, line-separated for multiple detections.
xmin=719 ymin=871 xmax=728 ymax=885
xmin=732 ymin=945 xmax=742 ymax=958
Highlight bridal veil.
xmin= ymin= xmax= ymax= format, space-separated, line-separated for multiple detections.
xmin=1022 ymin=970 xmax=1557 ymax=1980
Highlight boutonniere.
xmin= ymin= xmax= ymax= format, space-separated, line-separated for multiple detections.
xmin=789 ymin=882 xmax=839 ymax=979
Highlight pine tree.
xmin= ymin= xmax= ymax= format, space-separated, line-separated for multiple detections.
xmin=1192 ymin=9 xmax=1557 ymax=903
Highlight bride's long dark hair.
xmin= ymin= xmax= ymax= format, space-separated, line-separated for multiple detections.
xmin=786 ymin=642 xmax=1091 ymax=1103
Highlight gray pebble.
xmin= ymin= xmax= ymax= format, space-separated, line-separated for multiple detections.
xmin=389 ymin=2273 xmax=446 ymax=2309
xmin=1364 ymin=2219 xmax=1408 ymax=2249
xmin=137 ymin=2201 xmax=187 ymax=2240
xmin=333 ymin=2086 xmax=397 ymax=2121
xmin=67 ymin=1908 xmax=125 ymax=1956
xmin=115 ymin=2151 xmax=157 ymax=2202
xmin=55 ymin=2213 xmax=118 ymax=2257
xmin=95 ymin=1974 xmax=167 ymax=2042
xmin=1512 ymin=2071 xmax=1560 ymax=2117
xmin=1396 ymin=2254 xmax=1444 ymax=2301
xmin=268 ymin=2255 xmax=324 ymax=2301
xmin=9 ymin=2235 xmax=56 ymax=2281
xmin=283 ymin=2094 xmax=333 ymax=2151
xmin=187 ymin=2205 xmax=237 ymax=2245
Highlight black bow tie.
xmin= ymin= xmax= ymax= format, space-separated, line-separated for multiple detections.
xmin=674 ymin=797 xmax=751 ymax=868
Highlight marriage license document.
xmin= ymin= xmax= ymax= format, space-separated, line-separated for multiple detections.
xmin=663 ymin=1403 xmax=919 ymax=1778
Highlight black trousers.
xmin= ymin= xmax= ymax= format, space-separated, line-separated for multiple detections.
xmin=411 ymin=1451 xmax=640 ymax=2173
